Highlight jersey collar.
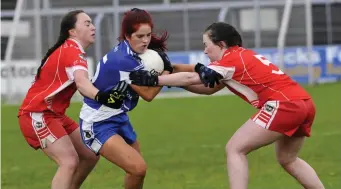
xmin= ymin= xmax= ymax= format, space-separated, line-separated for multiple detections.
xmin=222 ymin=46 xmax=242 ymax=57
xmin=227 ymin=46 xmax=242 ymax=53
xmin=67 ymin=38 xmax=86 ymax=54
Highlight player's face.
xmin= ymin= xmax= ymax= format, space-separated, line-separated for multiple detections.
xmin=126 ymin=24 xmax=152 ymax=54
xmin=70 ymin=13 xmax=96 ymax=49
xmin=203 ymin=33 xmax=225 ymax=62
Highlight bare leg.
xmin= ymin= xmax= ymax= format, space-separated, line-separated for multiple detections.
xmin=42 ymin=136 xmax=79 ymax=189
xmin=275 ymin=136 xmax=324 ymax=189
xmin=225 ymin=119 xmax=283 ymax=189
xmin=68 ymin=128 xmax=100 ymax=189
xmin=99 ymin=135 xmax=146 ymax=189
xmin=124 ymin=141 xmax=145 ymax=189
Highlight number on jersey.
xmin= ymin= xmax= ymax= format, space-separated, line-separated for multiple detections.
xmin=254 ymin=55 xmax=284 ymax=75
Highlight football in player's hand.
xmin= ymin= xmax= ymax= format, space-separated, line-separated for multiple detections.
xmin=139 ymin=49 xmax=164 ymax=76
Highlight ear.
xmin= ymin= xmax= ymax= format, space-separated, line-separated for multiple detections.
xmin=69 ymin=28 xmax=76 ymax=37
xmin=218 ymin=41 xmax=227 ymax=49
xmin=125 ymin=34 xmax=131 ymax=41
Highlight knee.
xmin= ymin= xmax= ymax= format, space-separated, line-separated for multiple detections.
xmin=225 ymin=140 xmax=245 ymax=157
xmin=225 ymin=140 xmax=234 ymax=156
xmin=80 ymin=151 xmax=100 ymax=164
xmin=128 ymin=161 xmax=147 ymax=177
xmin=59 ymin=153 xmax=80 ymax=171
xmin=276 ymin=152 xmax=297 ymax=167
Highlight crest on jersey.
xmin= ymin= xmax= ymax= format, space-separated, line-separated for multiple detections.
xmin=265 ymin=104 xmax=274 ymax=113
xmin=34 ymin=121 xmax=43 ymax=129
xmin=83 ymin=130 xmax=94 ymax=139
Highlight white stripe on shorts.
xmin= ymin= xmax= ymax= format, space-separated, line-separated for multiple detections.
xmin=252 ymin=101 xmax=279 ymax=129
xmin=30 ymin=112 xmax=57 ymax=148
xmin=81 ymin=120 xmax=102 ymax=154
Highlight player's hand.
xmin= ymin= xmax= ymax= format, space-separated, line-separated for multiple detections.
xmin=194 ymin=63 xmax=223 ymax=88
xmin=129 ymin=70 xmax=159 ymax=86
xmin=95 ymin=81 xmax=128 ymax=109
xmin=157 ymin=51 xmax=173 ymax=73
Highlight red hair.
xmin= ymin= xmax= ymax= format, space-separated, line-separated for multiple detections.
xmin=119 ymin=8 xmax=168 ymax=52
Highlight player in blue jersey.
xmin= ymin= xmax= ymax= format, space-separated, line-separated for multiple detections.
xmin=79 ymin=8 xmax=173 ymax=189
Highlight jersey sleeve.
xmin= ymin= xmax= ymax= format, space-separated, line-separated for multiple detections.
xmin=64 ymin=48 xmax=88 ymax=81
xmin=208 ymin=59 xmax=236 ymax=80
xmin=105 ymin=51 xmax=143 ymax=83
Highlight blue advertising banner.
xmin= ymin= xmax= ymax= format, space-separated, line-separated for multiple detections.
xmin=167 ymin=45 xmax=341 ymax=85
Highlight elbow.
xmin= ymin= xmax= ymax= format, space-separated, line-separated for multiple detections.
xmin=204 ymin=90 xmax=215 ymax=95
xmin=144 ymin=97 xmax=153 ymax=102
xmin=140 ymin=94 xmax=155 ymax=102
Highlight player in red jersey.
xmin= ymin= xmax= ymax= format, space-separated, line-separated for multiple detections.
xmin=18 ymin=10 xmax=126 ymax=189
xmin=129 ymin=22 xmax=325 ymax=189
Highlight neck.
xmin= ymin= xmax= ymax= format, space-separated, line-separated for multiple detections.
xmin=69 ymin=37 xmax=89 ymax=50
xmin=219 ymin=48 xmax=228 ymax=59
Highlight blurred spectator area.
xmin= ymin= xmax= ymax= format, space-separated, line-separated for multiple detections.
xmin=1 ymin=0 xmax=341 ymax=60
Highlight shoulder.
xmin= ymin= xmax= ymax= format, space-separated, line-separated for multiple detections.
xmin=107 ymin=48 xmax=138 ymax=63
xmin=61 ymin=40 xmax=84 ymax=57
xmin=218 ymin=48 xmax=256 ymax=65
xmin=64 ymin=44 xmax=82 ymax=55
xmin=104 ymin=51 xmax=141 ymax=71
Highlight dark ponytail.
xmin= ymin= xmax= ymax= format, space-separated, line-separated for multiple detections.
xmin=36 ymin=10 xmax=84 ymax=79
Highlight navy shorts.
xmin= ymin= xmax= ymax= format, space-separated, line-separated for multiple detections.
xmin=80 ymin=113 xmax=136 ymax=154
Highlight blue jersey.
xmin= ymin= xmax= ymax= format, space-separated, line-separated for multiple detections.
xmin=80 ymin=41 xmax=144 ymax=122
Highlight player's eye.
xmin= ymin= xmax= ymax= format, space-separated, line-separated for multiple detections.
xmin=85 ymin=21 xmax=92 ymax=27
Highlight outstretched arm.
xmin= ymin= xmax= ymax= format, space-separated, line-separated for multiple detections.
xmin=172 ymin=64 xmax=195 ymax=73
xmin=129 ymin=71 xmax=170 ymax=102
xmin=157 ymin=72 xmax=202 ymax=86
xmin=183 ymin=83 xmax=225 ymax=95
xmin=74 ymin=69 xmax=99 ymax=99
xmin=130 ymin=63 xmax=223 ymax=88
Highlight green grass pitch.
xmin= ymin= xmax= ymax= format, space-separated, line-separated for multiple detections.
xmin=1 ymin=82 xmax=340 ymax=189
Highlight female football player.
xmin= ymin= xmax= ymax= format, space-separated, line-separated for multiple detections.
xmin=79 ymin=8 xmax=172 ymax=189
xmin=18 ymin=10 xmax=126 ymax=189
xmin=129 ymin=22 xmax=325 ymax=189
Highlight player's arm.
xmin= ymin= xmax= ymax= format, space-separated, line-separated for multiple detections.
xmin=126 ymin=51 xmax=175 ymax=102
xmin=158 ymin=72 xmax=202 ymax=86
xmin=129 ymin=71 xmax=171 ymax=102
xmin=183 ymin=83 xmax=225 ymax=95
xmin=172 ymin=64 xmax=195 ymax=73
xmin=130 ymin=63 xmax=223 ymax=88
xmin=74 ymin=69 xmax=126 ymax=108
xmin=65 ymin=51 xmax=99 ymax=99
xmin=68 ymin=52 xmax=125 ymax=108
xmin=74 ymin=69 xmax=98 ymax=99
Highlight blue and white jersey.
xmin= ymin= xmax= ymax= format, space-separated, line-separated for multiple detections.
xmin=80 ymin=41 xmax=144 ymax=122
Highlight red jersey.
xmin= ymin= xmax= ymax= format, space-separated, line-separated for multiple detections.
xmin=208 ymin=46 xmax=311 ymax=108
xmin=18 ymin=39 xmax=88 ymax=116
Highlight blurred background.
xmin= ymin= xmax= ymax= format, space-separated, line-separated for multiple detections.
xmin=1 ymin=0 xmax=341 ymax=103
xmin=1 ymin=1 xmax=341 ymax=189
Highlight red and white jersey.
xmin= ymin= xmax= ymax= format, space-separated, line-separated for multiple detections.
xmin=208 ymin=46 xmax=311 ymax=108
xmin=18 ymin=39 xmax=88 ymax=116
